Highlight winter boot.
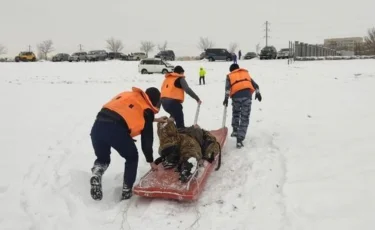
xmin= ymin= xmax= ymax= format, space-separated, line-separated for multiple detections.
xmin=179 ymin=158 xmax=198 ymax=183
xmin=90 ymin=163 xmax=108 ymax=201
xmin=236 ymin=138 xmax=244 ymax=149
xmin=162 ymin=152 xmax=179 ymax=169
xmin=231 ymin=129 xmax=237 ymax=138
xmin=121 ymin=183 xmax=133 ymax=200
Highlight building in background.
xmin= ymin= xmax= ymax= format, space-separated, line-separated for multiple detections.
xmin=324 ymin=37 xmax=364 ymax=51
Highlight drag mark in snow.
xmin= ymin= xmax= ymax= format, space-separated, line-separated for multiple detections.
xmin=19 ymin=118 xmax=87 ymax=229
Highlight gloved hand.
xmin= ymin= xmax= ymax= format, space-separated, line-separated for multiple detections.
xmin=223 ymin=97 xmax=228 ymax=107
xmin=255 ymin=91 xmax=262 ymax=102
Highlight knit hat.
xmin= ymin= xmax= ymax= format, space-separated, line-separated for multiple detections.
xmin=145 ymin=87 xmax=161 ymax=107
xmin=229 ymin=63 xmax=239 ymax=72
xmin=173 ymin=65 xmax=184 ymax=74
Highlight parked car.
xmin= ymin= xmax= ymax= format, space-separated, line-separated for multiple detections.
xmin=200 ymin=48 xmax=232 ymax=61
xmin=138 ymin=58 xmax=174 ymax=74
xmin=107 ymin=52 xmax=127 ymax=60
xmin=68 ymin=52 xmax=87 ymax=62
xmin=243 ymin=52 xmax=257 ymax=60
xmin=127 ymin=52 xmax=147 ymax=61
xmin=277 ymin=48 xmax=290 ymax=59
xmin=154 ymin=50 xmax=175 ymax=61
xmin=15 ymin=51 xmax=37 ymax=62
xmin=259 ymin=46 xmax=277 ymax=59
xmin=52 ymin=53 xmax=70 ymax=62
xmin=87 ymin=50 xmax=108 ymax=61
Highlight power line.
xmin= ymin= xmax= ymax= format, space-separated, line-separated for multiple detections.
xmin=264 ymin=21 xmax=270 ymax=46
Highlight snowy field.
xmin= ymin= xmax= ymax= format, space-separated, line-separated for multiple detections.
xmin=0 ymin=59 xmax=374 ymax=230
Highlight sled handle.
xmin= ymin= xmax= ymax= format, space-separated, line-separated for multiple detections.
xmin=193 ymin=103 xmax=201 ymax=125
xmin=222 ymin=106 xmax=227 ymax=128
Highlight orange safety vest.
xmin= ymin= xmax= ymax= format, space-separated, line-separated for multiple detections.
xmin=160 ymin=73 xmax=185 ymax=102
xmin=102 ymin=87 xmax=159 ymax=137
xmin=228 ymin=68 xmax=255 ymax=97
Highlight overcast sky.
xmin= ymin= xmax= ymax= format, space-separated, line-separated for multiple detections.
xmin=1 ymin=0 xmax=374 ymax=57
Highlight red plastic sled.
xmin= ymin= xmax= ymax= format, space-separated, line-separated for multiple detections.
xmin=133 ymin=127 xmax=228 ymax=201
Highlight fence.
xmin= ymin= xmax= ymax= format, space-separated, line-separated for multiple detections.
xmin=293 ymin=41 xmax=338 ymax=58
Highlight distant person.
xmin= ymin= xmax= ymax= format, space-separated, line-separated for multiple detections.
xmin=160 ymin=65 xmax=202 ymax=129
xmin=199 ymin=67 xmax=206 ymax=85
xmin=232 ymin=53 xmax=237 ymax=64
xmin=238 ymin=50 xmax=242 ymax=60
xmin=89 ymin=86 xmax=168 ymax=201
xmin=222 ymin=64 xmax=262 ymax=148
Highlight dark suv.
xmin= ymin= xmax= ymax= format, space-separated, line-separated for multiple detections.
xmin=200 ymin=48 xmax=232 ymax=61
xmin=155 ymin=50 xmax=175 ymax=61
xmin=260 ymin=46 xmax=277 ymax=59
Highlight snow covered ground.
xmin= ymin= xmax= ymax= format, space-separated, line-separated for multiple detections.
xmin=0 ymin=59 xmax=374 ymax=230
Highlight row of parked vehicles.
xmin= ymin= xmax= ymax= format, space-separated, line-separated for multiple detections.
xmin=198 ymin=47 xmax=291 ymax=61
xmin=14 ymin=50 xmax=176 ymax=62
xmin=52 ymin=50 xmax=176 ymax=62
xmin=51 ymin=50 xmax=148 ymax=62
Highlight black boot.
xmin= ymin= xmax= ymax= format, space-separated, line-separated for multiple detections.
xmin=90 ymin=163 xmax=108 ymax=200
xmin=236 ymin=138 xmax=244 ymax=149
xmin=179 ymin=158 xmax=198 ymax=183
xmin=121 ymin=183 xmax=133 ymax=200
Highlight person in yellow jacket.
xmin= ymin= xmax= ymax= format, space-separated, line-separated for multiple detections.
xmin=89 ymin=87 xmax=167 ymax=201
xmin=199 ymin=67 xmax=206 ymax=85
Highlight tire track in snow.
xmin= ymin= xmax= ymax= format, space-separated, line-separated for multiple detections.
xmin=195 ymin=130 xmax=288 ymax=229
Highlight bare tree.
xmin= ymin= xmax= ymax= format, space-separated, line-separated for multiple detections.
xmin=37 ymin=40 xmax=54 ymax=60
xmin=0 ymin=44 xmax=7 ymax=55
xmin=197 ymin=37 xmax=214 ymax=51
xmin=228 ymin=42 xmax=238 ymax=53
xmin=140 ymin=41 xmax=155 ymax=55
xmin=256 ymin=43 xmax=261 ymax=54
xmin=158 ymin=40 xmax=168 ymax=51
xmin=364 ymin=27 xmax=375 ymax=54
xmin=106 ymin=37 xmax=124 ymax=52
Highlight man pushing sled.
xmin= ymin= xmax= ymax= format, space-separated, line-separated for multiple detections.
xmin=154 ymin=118 xmax=222 ymax=182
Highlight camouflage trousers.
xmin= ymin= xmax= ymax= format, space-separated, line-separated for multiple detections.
xmin=231 ymin=97 xmax=252 ymax=141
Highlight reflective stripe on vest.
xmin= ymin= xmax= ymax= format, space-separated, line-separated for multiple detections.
xmin=160 ymin=73 xmax=185 ymax=102
xmin=102 ymin=87 xmax=159 ymax=137
xmin=228 ymin=68 xmax=255 ymax=97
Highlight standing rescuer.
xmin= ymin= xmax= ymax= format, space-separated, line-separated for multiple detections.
xmin=223 ymin=63 xmax=262 ymax=148
xmin=89 ymin=86 xmax=167 ymax=201
xmin=160 ymin=65 xmax=202 ymax=129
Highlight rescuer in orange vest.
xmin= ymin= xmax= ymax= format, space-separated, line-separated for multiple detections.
xmin=223 ymin=63 xmax=262 ymax=148
xmin=160 ymin=65 xmax=202 ymax=128
xmin=89 ymin=86 xmax=168 ymax=201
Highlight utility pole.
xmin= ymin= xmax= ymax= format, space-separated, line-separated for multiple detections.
xmin=79 ymin=44 xmax=83 ymax=51
xmin=264 ymin=21 xmax=270 ymax=47
xmin=28 ymin=45 xmax=31 ymax=52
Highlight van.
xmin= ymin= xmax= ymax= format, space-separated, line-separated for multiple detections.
xmin=138 ymin=58 xmax=174 ymax=74
xmin=200 ymin=48 xmax=232 ymax=61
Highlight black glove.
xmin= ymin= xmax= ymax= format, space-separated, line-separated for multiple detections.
xmin=255 ymin=92 xmax=262 ymax=102
xmin=223 ymin=97 xmax=228 ymax=107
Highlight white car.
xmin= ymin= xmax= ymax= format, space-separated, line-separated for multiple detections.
xmin=138 ymin=58 xmax=174 ymax=74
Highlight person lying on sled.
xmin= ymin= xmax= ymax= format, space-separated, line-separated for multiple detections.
xmin=154 ymin=118 xmax=221 ymax=182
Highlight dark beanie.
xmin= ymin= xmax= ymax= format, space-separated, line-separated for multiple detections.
xmin=145 ymin=87 xmax=160 ymax=107
xmin=173 ymin=65 xmax=184 ymax=74
xmin=229 ymin=63 xmax=239 ymax=72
